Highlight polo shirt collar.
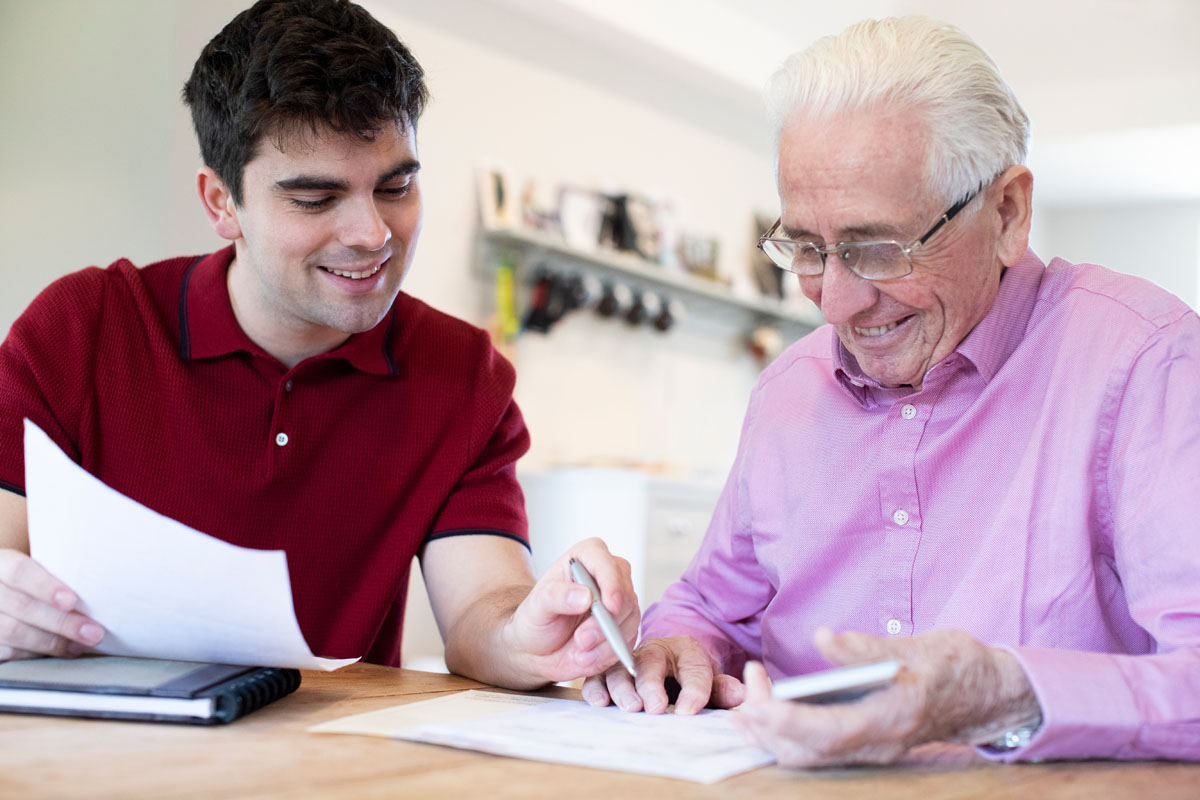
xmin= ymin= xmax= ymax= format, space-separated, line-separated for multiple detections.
xmin=180 ymin=245 xmax=398 ymax=375
xmin=832 ymin=247 xmax=1046 ymax=404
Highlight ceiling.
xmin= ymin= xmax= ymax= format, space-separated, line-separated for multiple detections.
xmin=399 ymin=0 xmax=1200 ymax=205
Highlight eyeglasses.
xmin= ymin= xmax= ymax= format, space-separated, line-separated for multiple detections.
xmin=756 ymin=187 xmax=981 ymax=281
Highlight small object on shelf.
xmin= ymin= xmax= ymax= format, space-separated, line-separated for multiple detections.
xmin=596 ymin=282 xmax=633 ymax=318
xmin=625 ymin=290 xmax=646 ymax=326
xmin=653 ymin=296 xmax=684 ymax=332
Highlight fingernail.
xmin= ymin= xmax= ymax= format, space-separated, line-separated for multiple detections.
xmin=79 ymin=623 xmax=104 ymax=645
xmin=570 ymin=587 xmax=591 ymax=606
xmin=53 ymin=590 xmax=76 ymax=610
xmin=577 ymin=628 xmax=601 ymax=649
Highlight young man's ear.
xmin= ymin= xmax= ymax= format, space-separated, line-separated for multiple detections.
xmin=196 ymin=167 xmax=242 ymax=241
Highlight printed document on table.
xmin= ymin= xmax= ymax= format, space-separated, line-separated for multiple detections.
xmin=23 ymin=419 xmax=356 ymax=671
xmin=310 ymin=690 xmax=776 ymax=784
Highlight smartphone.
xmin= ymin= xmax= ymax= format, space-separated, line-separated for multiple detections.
xmin=770 ymin=660 xmax=900 ymax=704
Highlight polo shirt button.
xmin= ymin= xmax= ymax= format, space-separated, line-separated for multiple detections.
xmin=892 ymin=509 xmax=909 ymax=525
xmin=901 ymin=403 xmax=916 ymax=420
xmin=886 ymin=619 xmax=902 ymax=635
xmin=275 ymin=432 xmax=289 ymax=447
xmin=284 ymin=380 xmax=294 ymax=392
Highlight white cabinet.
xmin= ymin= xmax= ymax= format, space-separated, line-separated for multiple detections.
xmin=400 ymin=466 xmax=723 ymax=667
xmin=522 ymin=467 xmax=722 ymax=608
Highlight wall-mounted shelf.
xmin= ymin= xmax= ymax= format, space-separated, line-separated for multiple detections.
xmin=478 ymin=225 xmax=824 ymax=332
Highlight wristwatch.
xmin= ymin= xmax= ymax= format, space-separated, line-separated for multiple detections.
xmin=987 ymin=711 xmax=1043 ymax=751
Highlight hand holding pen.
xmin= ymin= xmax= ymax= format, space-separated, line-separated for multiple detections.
xmin=500 ymin=538 xmax=640 ymax=687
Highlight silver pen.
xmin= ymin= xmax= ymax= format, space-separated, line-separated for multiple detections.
xmin=569 ymin=558 xmax=637 ymax=677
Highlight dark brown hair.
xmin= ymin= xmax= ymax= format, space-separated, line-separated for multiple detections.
xmin=182 ymin=0 xmax=429 ymax=204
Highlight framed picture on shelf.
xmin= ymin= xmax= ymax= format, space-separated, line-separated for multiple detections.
xmin=751 ymin=212 xmax=785 ymax=300
xmin=477 ymin=165 xmax=513 ymax=229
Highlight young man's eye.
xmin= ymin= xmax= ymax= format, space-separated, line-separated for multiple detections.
xmin=289 ymin=197 xmax=332 ymax=210
xmin=377 ymin=183 xmax=412 ymax=199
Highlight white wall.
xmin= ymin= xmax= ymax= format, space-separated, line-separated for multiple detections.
xmin=1031 ymin=203 xmax=1200 ymax=309
xmin=5 ymin=0 xmax=1199 ymax=467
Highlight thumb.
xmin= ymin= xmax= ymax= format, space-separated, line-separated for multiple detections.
xmin=814 ymin=627 xmax=889 ymax=666
xmin=742 ymin=660 xmax=772 ymax=705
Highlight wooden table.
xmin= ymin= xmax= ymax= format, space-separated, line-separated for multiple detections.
xmin=1 ymin=664 xmax=1195 ymax=799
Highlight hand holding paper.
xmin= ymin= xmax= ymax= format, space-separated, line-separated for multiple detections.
xmin=21 ymin=420 xmax=355 ymax=670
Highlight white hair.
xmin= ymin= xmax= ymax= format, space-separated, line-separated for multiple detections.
xmin=765 ymin=16 xmax=1030 ymax=205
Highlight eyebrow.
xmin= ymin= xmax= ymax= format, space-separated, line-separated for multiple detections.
xmin=274 ymin=159 xmax=422 ymax=193
xmin=780 ymin=221 xmax=908 ymax=242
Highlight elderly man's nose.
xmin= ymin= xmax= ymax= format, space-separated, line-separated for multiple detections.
xmin=818 ymin=254 xmax=877 ymax=325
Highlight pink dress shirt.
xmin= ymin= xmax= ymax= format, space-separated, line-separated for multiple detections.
xmin=641 ymin=250 xmax=1200 ymax=761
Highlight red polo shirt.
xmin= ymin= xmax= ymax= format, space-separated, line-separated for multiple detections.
xmin=0 ymin=246 xmax=530 ymax=666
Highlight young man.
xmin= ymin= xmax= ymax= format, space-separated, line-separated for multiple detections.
xmin=0 ymin=0 xmax=637 ymax=690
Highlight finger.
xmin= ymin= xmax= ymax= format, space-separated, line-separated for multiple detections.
xmin=581 ymin=673 xmax=612 ymax=707
xmin=0 ymin=612 xmax=94 ymax=658
xmin=517 ymin=576 xmax=593 ymax=631
xmin=605 ymin=665 xmax=643 ymax=712
xmin=672 ymin=641 xmax=716 ymax=715
xmin=711 ymin=673 xmax=746 ymax=709
xmin=0 ymin=550 xmax=79 ymax=612
xmin=566 ymin=539 xmax=634 ymax=618
xmin=0 ymin=583 xmax=104 ymax=648
xmin=815 ymin=627 xmax=890 ymax=666
xmin=631 ymin=640 xmax=673 ymax=714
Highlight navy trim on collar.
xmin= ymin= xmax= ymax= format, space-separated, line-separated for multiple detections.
xmin=177 ymin=255 xmax=207 ymax=360
xmin=383 ymin=311 xmax=399 ymax=375
xmin=0 ymin=479 xmax=26 ymax=497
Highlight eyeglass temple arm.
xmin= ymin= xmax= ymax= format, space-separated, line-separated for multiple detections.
xmin=918 ymin=186 xmax=979 ymax=245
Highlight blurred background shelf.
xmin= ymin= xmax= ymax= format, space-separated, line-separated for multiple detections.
xmin=479 ymin=225 xmax=824 ymax=332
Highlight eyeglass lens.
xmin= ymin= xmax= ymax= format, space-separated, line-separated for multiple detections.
xmin=765 ymin=241 xmax=909 ymax=280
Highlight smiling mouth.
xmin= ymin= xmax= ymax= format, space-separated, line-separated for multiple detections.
xmin=320 ymin=260 xmax=386 ymax=280
xmin=854 ymin=316 xmax=912 ymax=337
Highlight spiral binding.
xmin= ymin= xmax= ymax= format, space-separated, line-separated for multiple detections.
xmin=209 ymin=668 xmax=301 ymax=723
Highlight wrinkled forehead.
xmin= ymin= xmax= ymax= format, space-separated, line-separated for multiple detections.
xmin=775 ymin=107 xmax=935 ymax=234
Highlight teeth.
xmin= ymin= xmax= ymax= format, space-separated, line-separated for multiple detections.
xmin=854 ymin=320 xmax=901 ymax=337
xmin=325 ymin=263 xmax=382 ymax=280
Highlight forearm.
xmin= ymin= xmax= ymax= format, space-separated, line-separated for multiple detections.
xmin=442 ymin=582 xmax=548 ymax=691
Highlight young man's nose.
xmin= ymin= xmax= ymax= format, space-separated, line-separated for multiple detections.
xmin=341 ymin=197 xmax=392 ymax=251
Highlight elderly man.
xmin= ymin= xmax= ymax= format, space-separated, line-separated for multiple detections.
xmin=585 ymin=16 xmax=1200 ymax=765
xmin=0 ymin=0 xmax=637 ymax=688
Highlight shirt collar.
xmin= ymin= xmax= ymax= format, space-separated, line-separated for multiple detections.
xmin=180 ymin=245 xmax=399 ymax=375
xmin=832 ymin=248 xmax=1046 ymax=404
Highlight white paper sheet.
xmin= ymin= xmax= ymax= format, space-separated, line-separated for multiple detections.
xmin=310 ymin=690 xmax=775 ymax=784
xmin=23 ymin=419 xmax=357 ymax=671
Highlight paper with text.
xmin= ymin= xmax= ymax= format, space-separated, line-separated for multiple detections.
xmin=23 ymin=419 xmax=357 ymax=671
xmin=310 ymin=690 xmax=775 ymax=783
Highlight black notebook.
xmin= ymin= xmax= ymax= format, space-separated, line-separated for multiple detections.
xmin=0 ymin=655 xmax=301 ymax=724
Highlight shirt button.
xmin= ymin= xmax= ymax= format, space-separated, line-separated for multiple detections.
xmin=284 ymin=380 xmax=294 ymax=392
xmin=275 ymin=432 xmax=289 ymax=447
xmin=892 ymin=509 xmax=909 ymax=526
xmin=901 ymin=403 xmax=917 ymax=420
xmin=886 ymin=619 xmax=902 ymax=635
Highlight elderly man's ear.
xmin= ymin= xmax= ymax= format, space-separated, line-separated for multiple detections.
xmin=993 ymin=165 xmax=1033 ymax=267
